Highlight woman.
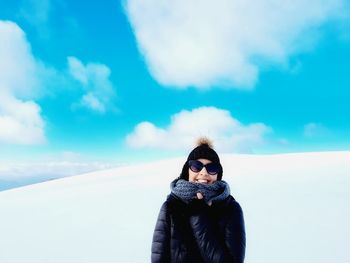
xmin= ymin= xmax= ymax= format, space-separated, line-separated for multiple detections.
xmin=151 ymin=138 xmax=246 ymax=263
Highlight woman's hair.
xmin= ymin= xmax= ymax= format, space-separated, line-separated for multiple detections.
xmin=179 ymin=137 xmax=223 ymax=180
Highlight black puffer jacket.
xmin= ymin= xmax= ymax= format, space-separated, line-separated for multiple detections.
xmin=151 ymin=193 xmax=246 ymax=263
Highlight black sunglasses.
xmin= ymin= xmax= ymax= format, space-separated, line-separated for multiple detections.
xmin=188 ymin=160 xmax=220 ymax=175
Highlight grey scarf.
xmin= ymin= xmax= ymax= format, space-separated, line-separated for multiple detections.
xmin=170 ymin=178 xmax=230 ymax=204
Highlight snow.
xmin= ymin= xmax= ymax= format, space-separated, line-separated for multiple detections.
xmin=0 ymin=152 xmax=349 ymax=262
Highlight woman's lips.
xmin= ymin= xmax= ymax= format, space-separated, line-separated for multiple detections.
xmin=196 ymin=179 xmax=208 ymax=184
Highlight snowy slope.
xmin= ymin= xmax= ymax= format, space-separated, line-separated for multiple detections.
xmin=0 ymin=152 xmax=349 ymax=263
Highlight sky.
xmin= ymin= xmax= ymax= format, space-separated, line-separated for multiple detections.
xmin=1 ymin=0 xmax=350 ymax=182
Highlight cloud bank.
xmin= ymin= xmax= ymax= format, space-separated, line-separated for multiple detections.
xmin=126 ymin=106 xmax=271 ymax=153
xmin=0 ymin=160 xmax=118 ymax=181
xmin=0 ymin=20 xmax=47 ymax=144
xmin=0 ymin=158 xmax=120 ymax=191
xmin=125 ymin=0 xmax=346 ymax=89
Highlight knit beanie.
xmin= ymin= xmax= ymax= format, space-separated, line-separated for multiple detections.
xmin=180 ymin=137 xmax=223 ymax=180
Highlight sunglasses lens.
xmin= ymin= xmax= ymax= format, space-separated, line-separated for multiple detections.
xmin=206 ymin=163 xmax=220 ymax=175
xmin=189 ymin=160 xmax=203 ymax=173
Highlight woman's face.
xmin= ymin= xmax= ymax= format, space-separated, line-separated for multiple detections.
xmin=188 ymin=158 xmax=218 ymax=184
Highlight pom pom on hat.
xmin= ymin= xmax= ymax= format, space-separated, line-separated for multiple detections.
xmin=195 ymin=137 xmax=214 ymax=148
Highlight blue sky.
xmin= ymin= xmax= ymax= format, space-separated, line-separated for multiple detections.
xmin=1 ymin=0 xmax=350 ymax=182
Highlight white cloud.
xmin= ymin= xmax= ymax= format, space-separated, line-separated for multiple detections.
xmin=0 ymin=94 xmax=46 ymax=145
xmin=304 ymin=122 xmax=329 ymax=138
xmin=68 ymin=56 xmax=89 ymax=85
xmin=126 ymin=106 xmax=271 ymax=153
xmin=18 ymin=0 xmax=51 ymax=28
xmin=80 ymin=93 xmax=106 ymax=113
xmin=68 ymin=56 xmax=116 ymax=113
xmin=0 ymin=20 xmax=47 ymax=145
xmin=18 ymin=0 xmax=82 ymax=41
xmin=17 ymin=0 xmax=56 ymax=39
xmin=125 ymin=0 xmax=347 ymax=89
xmin=0 ymin=21 xmax=43 ymax=99
xmin=277 ymin=138 xmax=290 ymax=146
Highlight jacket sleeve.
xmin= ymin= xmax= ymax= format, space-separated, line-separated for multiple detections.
xmin=189 ymin=201 xmax=246 ymax=263
xmin=151 ymin=202 xmax=171 ymax=263
xmin=223 ymin=202 xmax=246 ymax=263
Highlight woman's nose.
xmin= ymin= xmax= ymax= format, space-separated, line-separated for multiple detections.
xmin=199 ymin=167 xmax=209 ymax=176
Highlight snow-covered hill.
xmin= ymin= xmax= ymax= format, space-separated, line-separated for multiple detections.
xmin=0 ymin=152 xmax=349 ymax=263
